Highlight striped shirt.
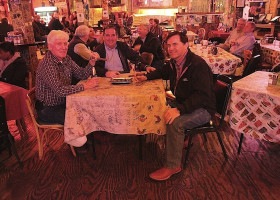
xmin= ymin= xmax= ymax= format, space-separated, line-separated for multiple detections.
xmin=36 ymin=51 xmax=93 ymax=106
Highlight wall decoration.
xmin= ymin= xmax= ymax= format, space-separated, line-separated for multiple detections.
xmin=236 ymin=0 xmax=245 ymax=8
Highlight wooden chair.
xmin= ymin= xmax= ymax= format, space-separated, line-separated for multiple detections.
xmin=253 ymin=42 xmax=273 ymax=71
xmin=0 ymin=96 xmax=23 ymax=168
xmin=183 ymin=75 xmax=232 ymax=168
xmin=26 ymin=88 xmax=76 ymax=160
xmin=243 ymin=49 xmax=253 ymax=67
xmin=140 ymin=52 xmax=154 ymax=66
xmin=231 ymin=50 xmax=260 ymax=81
xmin=242 ymin=54 xmax=261 ymax=77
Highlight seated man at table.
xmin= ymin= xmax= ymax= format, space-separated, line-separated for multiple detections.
xmin=68 ymin=25 xmax=97 ymax=84
xmin=219 ymin=18 xmax=246 ymax=51
xmin=36 ymin=30 xmax=99 ymax=146
xmin=229 ymin=21 xmax=256 ymax=59
xmin=94 ymin=25 xmax=145 ymax=77
xmin=133 ymin=24 xmax=165 ymax=69
xmin=136 ymin=31 xmax=216 ymax=181
xmin=0 ymin=41 xmax=27 ymax=88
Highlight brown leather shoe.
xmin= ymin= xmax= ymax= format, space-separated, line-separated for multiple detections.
xmin=149 ymin=166 xmax=182 ymax=181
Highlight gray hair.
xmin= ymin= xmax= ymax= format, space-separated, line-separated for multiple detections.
xmin=75 ymin=25 xmax=90 ymax=37
xmin=138 ymin=23 xmax=149 ymax=31
xmin=47 ymin=30 xmax=69 ymax=45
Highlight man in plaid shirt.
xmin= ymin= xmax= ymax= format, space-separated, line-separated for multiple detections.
xmin=36 ymin=30 xmax=99 ymax=127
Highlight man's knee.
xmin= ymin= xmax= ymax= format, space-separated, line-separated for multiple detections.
xmin=167 ymin=117 xmax=185 ymax=133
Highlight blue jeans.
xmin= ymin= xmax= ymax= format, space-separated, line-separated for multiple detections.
xmin=37 ymin=105 xmax=66 ymax=125
xmin=165 ymin=108 xmax=211 ymax=168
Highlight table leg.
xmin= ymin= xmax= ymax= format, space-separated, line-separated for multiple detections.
xmin=138 ymin=135 xmax=143 ymax=160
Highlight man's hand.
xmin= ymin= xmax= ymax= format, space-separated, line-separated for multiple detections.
xmin=105 ymin=71 xmax=120 ymax=78
xmin=89 ymin=52 xmax=100 ymax=66
xmin=133 ymin=44 xmax=141 ymax=52
xmin=134 ymin=75 xmax=147 ymax=82
xmin=83 ymin=77 xmax=99 ymax=90
xmin=164 ymin=108 xmax=180 ymax=124
xmin=146 ymin=66 xmax=156 ymax=73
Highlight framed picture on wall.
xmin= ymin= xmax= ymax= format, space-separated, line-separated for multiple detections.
xmin=236 ymin=0 xmax=245 ymax=8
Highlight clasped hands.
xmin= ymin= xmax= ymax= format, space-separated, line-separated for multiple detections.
xmin=89 ymin=52 xmax=100 ymax=66
xmin=133 ymin=66 xmax=156 ymax=82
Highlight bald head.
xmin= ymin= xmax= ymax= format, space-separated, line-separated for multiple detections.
xmin=236 ymin=18 xmax=246 ymax=32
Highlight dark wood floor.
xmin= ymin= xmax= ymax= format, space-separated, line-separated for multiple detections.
xmin=0 ymin=115 xmax=280 ymax=200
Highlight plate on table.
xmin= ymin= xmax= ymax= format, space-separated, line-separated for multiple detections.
xmin=111 ymin=77 xmax=133 ymax=85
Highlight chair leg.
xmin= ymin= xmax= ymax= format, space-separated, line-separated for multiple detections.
xmin=91 ymin=134 xmax=96 ymax=160
xmin=16 ymin=119 xmax=25 ymax=138
xmin=7 ymin=134 xmax=23 ymax=168
xmin=38 ymin=139 xmax=43 ymax=160
xmin=6 ymin=138 xmax=12 ymax=157
xmin=38 ymin=130 xmax=45 ymax=160
xmin=184 ymin=134 xmax=194 ymax=169
xmin=138 ymin=135 xmax=143 ymax=160
xmin=215 ymin=131 xmax=228 ymax=160
xmin=238 ymin=133 xmax=244 ymax=155
xmin=44 ymin=130 xmax=50 ymax=146
xmin=70 ymin=145 xmax=76 ymax=157
xmin=203 ymin=133 xmax=207 ymax=142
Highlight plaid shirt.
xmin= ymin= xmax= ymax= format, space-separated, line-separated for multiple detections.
xmin=36 ymin=51 xmax=93 ymax=106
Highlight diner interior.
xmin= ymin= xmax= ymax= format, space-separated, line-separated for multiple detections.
xmin=1 ymin=0 xmax=280 ymax=199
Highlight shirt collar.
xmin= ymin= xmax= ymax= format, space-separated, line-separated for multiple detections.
xmin=47 ymin=51 xmax=70 ymax=65
xmin=105 ymin=43 xmax=117 ymax=51
xmin=141 ymin=36 xmax=147 ymax=43
xmin=175 ymin=49 xmax=188 ymax=67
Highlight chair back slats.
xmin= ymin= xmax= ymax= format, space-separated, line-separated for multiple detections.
xmin=213 ymin=75 xmax=232 ymax=125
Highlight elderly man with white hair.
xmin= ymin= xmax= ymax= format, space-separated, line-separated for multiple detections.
xmin=68 ymin=25 xmax=98 ymax=84
xmin=36 ymin=31 xmax=99 ymax=141
xmin=133 ymin=23 xmax=165 ymax=69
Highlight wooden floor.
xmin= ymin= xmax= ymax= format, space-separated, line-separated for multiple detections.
xmin=0 ymin=115 xmax=280 ymax=200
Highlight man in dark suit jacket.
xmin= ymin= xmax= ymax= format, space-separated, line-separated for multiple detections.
xmin=32 ymin=15 xmax=48 ymax=41
xmin=94 ymin=25 xmax=143 ymax=77
xmin=48 ymin=12 xmax=63 ymax=31
xmin=133 ymin=24 xmax=165 ymax=69
xmin=0 ymin=42 xmax=27 ymax=88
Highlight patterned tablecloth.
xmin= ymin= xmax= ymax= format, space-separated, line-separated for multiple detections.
xmin=190 ymin=46 xmax=242 ymax=75
xmin=228 ymin=71 xmax=280 ymax=143
xmin=64 ymin=76 xmax=168 ymax=143
xmin=0 ymin=82 xmax=29 ymax=121
xmin=261 ymin=44 xmax=280 ymax=65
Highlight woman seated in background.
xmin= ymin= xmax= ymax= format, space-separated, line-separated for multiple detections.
xmin=0 ymin=42 xmax=27 ymax=88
